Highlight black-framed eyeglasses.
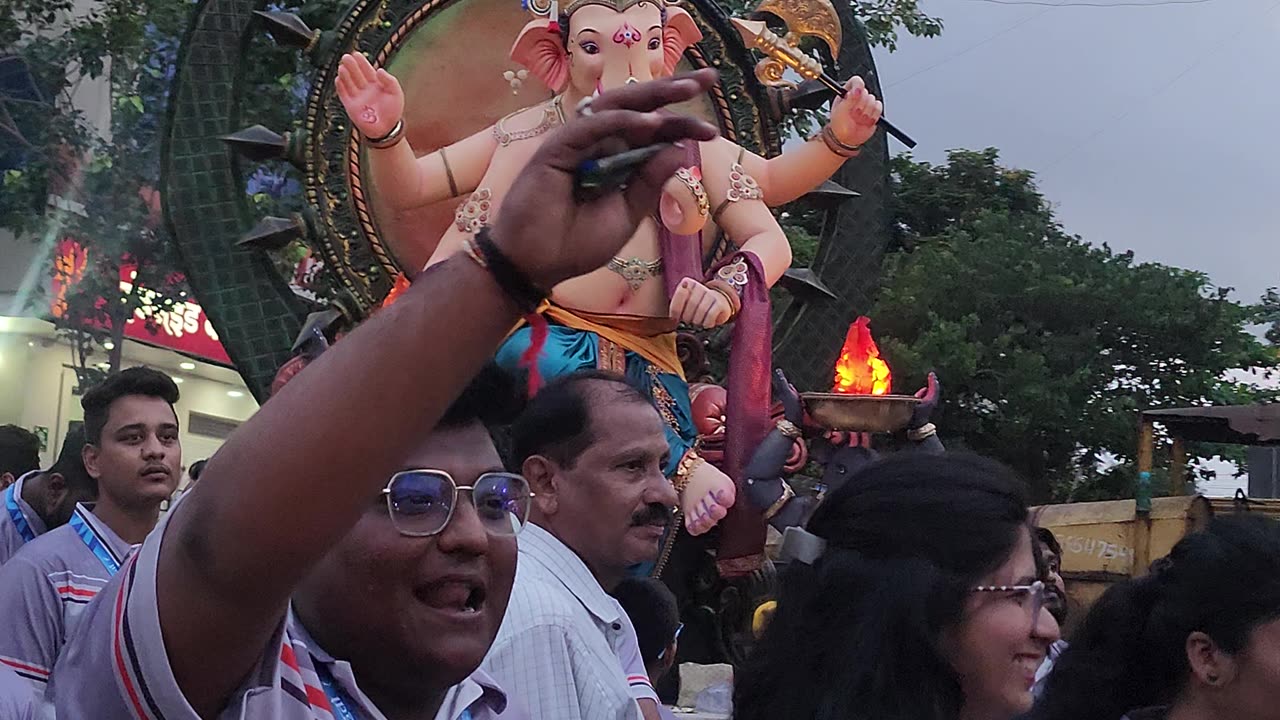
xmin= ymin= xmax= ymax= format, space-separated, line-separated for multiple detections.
xmin=380 ymin=470 xmax=533 ymax=538
xmin=971 ymin=580 xmax=1047 ymax=634
xmin=657 ymin=622 xmax=684 ymax=660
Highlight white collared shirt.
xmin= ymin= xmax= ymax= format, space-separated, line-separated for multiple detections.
xmin=482 ymin=523 xmax=649 ymax=720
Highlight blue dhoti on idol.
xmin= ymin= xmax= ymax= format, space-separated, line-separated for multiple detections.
xmin=495 ymin=303 xmax=697 ymax=479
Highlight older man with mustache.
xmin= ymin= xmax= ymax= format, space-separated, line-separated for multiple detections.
xmin=484 ymin=370 xmax=681 ymax=720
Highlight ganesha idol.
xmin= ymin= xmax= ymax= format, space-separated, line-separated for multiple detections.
xmin=334 ymin=0 xmax=883 ymax=538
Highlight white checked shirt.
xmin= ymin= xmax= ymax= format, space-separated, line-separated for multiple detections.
xmin=482 ymin=523 xmax=656 ymax=720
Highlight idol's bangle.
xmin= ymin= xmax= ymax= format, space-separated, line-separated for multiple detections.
xmin=708 ymin=254 xmax=750 ymax=300
xmin=763 ymin=482 xmax=796 ymax=522
xmin=775 ymin=419 xmax=802 ymax=439
xmin=907 ymin=422 xmax=938 ymax=442
xmin=813 ymin=123 xmax=860 ymax=159
xmin=364 ymin=119 xmax=405 ymax=150
xmin=674 ymin=167 xmax=709 ymax=217
xmin=674 ymin=450 xmax=706 ymax=495
xmin=705 ymin=279 xmax=741 ymax=318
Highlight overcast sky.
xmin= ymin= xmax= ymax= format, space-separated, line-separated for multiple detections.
xmin=873 ymin=0 xmax=1279 ymax=305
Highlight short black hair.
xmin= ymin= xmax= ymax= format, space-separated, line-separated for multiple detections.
xmin=439 ymin=364 xmax=524 ymax=430
xmin=0 ymin=424 xmax=41 ymax=477
xmin=510 ymin=370 xmax=650 ymax=469
xmin=613 ymin=577 xmax=681 ymax=666
xmin=81 ymin=367 xmax=181 ymax=444
xmin=188 ymin=459 xmax=208 ymax=482
xmin=1035 ymin=526 xmax=1062 ymax=557
xmin=50 ymin=425 xmax=95 ymax=496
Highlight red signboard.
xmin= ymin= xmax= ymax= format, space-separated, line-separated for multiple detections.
xmin=50 ymin=239 xmax=232 ymax=365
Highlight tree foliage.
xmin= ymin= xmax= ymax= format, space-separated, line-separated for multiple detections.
xmin=874 ymin=149 xmax=1278 ymax=502
xmin=1 ymin=0 xmax=349 ymax=375
xmin=1 ymin=0 xmax=196 ymax=374
xmin=718 ymin=0 xmax=941 ymax=51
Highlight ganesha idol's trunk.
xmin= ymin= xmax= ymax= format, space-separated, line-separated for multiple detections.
xmin=599 ymin=65 xmax=654 ymax=93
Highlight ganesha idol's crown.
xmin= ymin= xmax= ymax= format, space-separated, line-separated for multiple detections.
xmin=522 ymin=0 xmax=681 ymax=19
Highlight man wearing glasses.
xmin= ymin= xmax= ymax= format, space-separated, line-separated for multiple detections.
xmin=46 ymin=70 xmax=722 ymax=719
xmin=483 ymin=371 xmax=680 ymax=720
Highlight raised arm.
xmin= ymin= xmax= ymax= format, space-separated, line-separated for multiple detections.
xmin=737 ymin=76 xmax=884 ymax=207
xmin=700 ymin=138 xmax=792 ymax=286
xmin=337 ymin=53 xmax=497 ymax=211
xmin=156 ymin=71 xmax=721 ymax=716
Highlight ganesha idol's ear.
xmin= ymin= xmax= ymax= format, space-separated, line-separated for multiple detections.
xmin=662 ymin=8 xmax=702 ymax=76
xmin=511 ymin=20 xmax=571 ymax=92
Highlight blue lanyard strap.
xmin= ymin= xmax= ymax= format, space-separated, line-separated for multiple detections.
xmin=315 ymin=664 xmax=359 ymax=720
xmin=68 ymin=510 xmax=121 ymax=575
xmin=4 ymin=485 xmax=36 ymax=544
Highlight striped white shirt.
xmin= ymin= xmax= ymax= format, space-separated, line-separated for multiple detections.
xmin=482 ymin=523 xmax=655 ymax=720
xmin=0 ymin=503 xmax=134 ymax=716
xmin=49 ymin=507 xmax=524 ymax=720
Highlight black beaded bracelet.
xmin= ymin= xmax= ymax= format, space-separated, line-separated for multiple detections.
xmin=472 ymin=227 xmax=547 ymax=313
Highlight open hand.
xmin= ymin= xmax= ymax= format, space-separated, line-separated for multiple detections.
xmin=669 ymin=277 xmax=733 ymax=328
xmin=828 ymin=76 xmax=883 ymax=150
xmin=491 ymin=70 xmax=720 ymax=289
xmin=908 ymin=371 xmax=940 ymax=430
xmin=335 ymin=53 xmax=404 ymax=139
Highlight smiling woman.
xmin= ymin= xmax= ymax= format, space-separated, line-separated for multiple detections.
xmin=735 ymin=452 xmax=1060 ymax=720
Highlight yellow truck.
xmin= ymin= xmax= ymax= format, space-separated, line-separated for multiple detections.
xmin=1031 ymin=403 xmax=1280 ymax=618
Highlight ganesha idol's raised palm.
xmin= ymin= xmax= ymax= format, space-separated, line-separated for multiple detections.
xmin=333 ymin=0 xmax=881 ymax=536
xmin=335 ymin=54 xmax=404 ymax=141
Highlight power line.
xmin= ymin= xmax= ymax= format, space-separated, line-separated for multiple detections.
xmin=963 ymin=0 xmax=1216 ymax=6
xmin=885 ymin=3 xmax=1059 ymax=89
xmin=1038 ymin=0 xmax=1280 ymax=173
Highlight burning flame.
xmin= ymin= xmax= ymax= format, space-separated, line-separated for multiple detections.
xmin=833 ymin=316 xmax=892 ymax=395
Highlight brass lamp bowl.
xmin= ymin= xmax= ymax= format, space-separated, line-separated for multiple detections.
xmin=801 ymin=393 xmax=921 ymax=433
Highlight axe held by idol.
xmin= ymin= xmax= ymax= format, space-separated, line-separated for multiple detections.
xmin=731 ymin=17 xmax=917 ymax=149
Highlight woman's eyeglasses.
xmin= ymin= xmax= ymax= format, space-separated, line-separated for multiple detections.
xmin=971 ymin=580 xmax=1047 ymax=634
xmin=380 ymin=470 xmax=533 ymax=537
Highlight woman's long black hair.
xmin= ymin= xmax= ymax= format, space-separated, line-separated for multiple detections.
xmin=1036 ymin=513 xmax=1280 ymax=720
xmin=734 ymin=452 xmax=1032 ymax=720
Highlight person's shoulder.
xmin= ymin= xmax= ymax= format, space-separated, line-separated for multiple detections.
xmin=0 ymin=525 xmax=77 ymax=576
xmin=505 ymin=571 xmax=583 ymax=626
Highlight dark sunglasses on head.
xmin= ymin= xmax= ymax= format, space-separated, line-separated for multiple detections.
xmin=380 ymin=469 xmax=533 ymax=538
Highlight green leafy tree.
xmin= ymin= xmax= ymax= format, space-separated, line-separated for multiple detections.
xmin=874 ymin=148 xmax=1278 ymax=502
xmin=1 ymin=0 xmax=199 ymax=376
xmin=719 ymin=0 xmax=942 ymax=50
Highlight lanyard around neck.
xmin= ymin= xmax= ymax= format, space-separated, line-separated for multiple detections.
xmin=68 ymin=509 xmax=121 ymax=575
xmin=4 ymin=485 xmax=36 ymax=544
xmin=315 ymin=663 xmax=360 ymax=720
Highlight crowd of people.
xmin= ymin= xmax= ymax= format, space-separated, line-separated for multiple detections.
xmin=0 ymin=72 xmax=1277 ymax=720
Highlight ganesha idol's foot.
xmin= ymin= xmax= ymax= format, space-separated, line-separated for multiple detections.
xmin=681 ymin=462 xmax=737 ymax=535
